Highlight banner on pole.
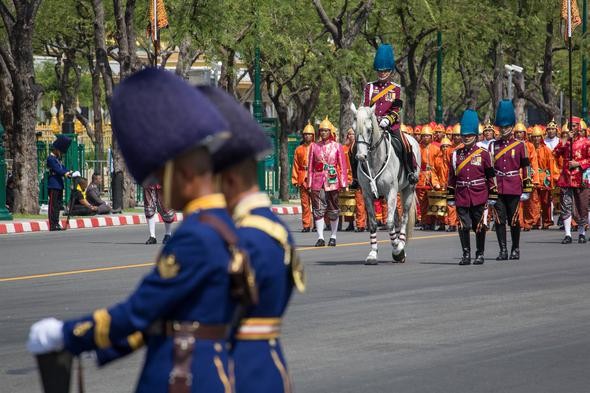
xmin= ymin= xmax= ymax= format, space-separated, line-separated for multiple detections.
xmin=147 ymin=0 xmax=169 ymax=42
xmin=561 ymin=0 xmax=582 ymax=40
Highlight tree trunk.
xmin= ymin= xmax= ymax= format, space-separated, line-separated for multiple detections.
xmin=0 ymin=57 xmax=13 ymax=160
xmin=11 ymin=29 xmax=43 ymax=214
xmin=89 ymin=55 xmax=104 ymax=168
xmin=175 ymin=34 xmax=201 ymax=80
xmin=338 ymin=76 xmax=355 ymax=142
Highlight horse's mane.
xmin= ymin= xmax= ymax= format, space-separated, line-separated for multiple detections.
xmin=356 ymin=106 xmax=380 ymax=136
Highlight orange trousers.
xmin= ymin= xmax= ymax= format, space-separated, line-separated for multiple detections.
xmin=374 ymin=198 xmax=388 ymax=223
xmin=445 ymin=205 xmax=458 ymax=226
xmin=417 ymin=189 xmax=433 ymax=225
xmin=344 ymin=189 xmax=367 ymax=228
xmin=299 ymin=187 xmax=312 ymax=229
xmin=537 ymin=189 xmax=553 ymax=228
xmin=520 ymin=189 xmax=540 ymax=229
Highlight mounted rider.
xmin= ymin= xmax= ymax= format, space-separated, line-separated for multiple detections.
xmin=363 ymin=43 xmax=418 ymax=185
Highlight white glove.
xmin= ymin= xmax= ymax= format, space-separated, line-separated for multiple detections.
xmin=27 ymin=318 xmax=64 ymax=354
xmin=520 ymin=193 xmax=530 ymax=201
xmin=71 ymin=171 xmax=81 ymax=178
xmin=379 ymin=117 xmax=390 ymax=128
xmin=447 ymin=200 xmax=455 ymax=207
xmin=487 ymin=199 xmax=497 ymax=206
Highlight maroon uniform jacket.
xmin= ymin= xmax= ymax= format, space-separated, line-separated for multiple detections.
xmin=363 ymin=80 xmax=402 ymax=131
xmin=489 ymin=138 xmax=529 ymax=195
xmin=553 ymin=136 xmax=590 ymax=188
xmin=448 ymin=144 xmax=495 ymax=207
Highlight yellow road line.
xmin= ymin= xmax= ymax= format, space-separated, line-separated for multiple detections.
xmin=0 ymin=233 xmax=454 ymax=283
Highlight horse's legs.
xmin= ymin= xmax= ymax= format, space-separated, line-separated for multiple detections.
xmin=392 ymin=186 xmax=415 ymax=262
xmin=363 ymin=191 xmax=379 ymax=264
xmin=385 ymin=188 xmax=399 ymax=248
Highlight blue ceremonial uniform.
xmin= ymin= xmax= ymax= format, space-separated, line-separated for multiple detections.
xmin=231 ymin=193 xmax=299 ymax=393
xmin=46 ymin=153 xmax=69 ymax=190
xmin=64 ymin=194 xmax=237 ymax=393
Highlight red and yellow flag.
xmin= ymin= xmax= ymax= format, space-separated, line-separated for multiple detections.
xmin=561 ymin=0 xmax=582 ymax=40
xmin=147 ymin=0 xmax=169 ymax=41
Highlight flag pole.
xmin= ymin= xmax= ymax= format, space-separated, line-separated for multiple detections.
xmin=568 ymin=0 xmax=574 ymax=161
xmin=153 ymin=0 xmax=158 ymax=68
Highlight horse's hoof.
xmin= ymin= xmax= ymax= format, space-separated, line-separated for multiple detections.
xmin=392 ymin=250 xmax=406 ymax=263
xmin=364 ymin=258 xmax=379 ymax=265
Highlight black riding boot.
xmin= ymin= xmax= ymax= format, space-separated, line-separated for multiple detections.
xmin=459 ymin=229 xmax=471 ymax=265
xmin=474 ymin=230 xmax=486 ymax=265
xmin=509 ymin=225 xmax=520 ymax=260
xmin=495 ymin=224 xmax=508 ymax=260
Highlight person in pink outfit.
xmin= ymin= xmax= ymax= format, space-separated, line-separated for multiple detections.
xmin=308 ymin=117 xmax=349 ymax=247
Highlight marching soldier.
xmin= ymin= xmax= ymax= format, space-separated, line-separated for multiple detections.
xmin=363 ymin=43 xmax=418 ymax=184
xmin=307 ymin=116 xmax=348 ymax=247
xmin=344 ymin=127 xmax=366 ymax=232
xmin=291 ymin=122 xmax=315 ymax=232
xmin=200 ymin=86 xmax=304 ymax=393
xmin=27 ymin=69 xmax=252 ymax=393
xmin=451 ymin=123 xmax=463 ymax=148
xmin=530 ymin=126 xmax=559 ymax=229
xmin=433 ymin=123 xmax=445 ymax=147
xmin=447 ymin=109 xmax=496 ymax=265
xmin=553 ymin=116 xmax=590 ymax=244
xmin=417 ymin=123 xmax=443 ymax=230
xmin=514 ymin=123 xmax=540 ymax=231
xmin=544 ymin=119 xmax=560 ymax=151
xmin=478 ymin=121 xmax=495 ymax=150
xmin=142 ymin=183 xmax=175 ymax=244
xmin=489 ymin=100 xmax=532 ymax=260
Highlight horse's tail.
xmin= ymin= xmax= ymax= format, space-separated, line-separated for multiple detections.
xmin=406 ymin=192 xmax=417 ymax=242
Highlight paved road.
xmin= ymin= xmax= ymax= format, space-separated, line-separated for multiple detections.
xmin=1 ymin=218 xmax=589 ymax=393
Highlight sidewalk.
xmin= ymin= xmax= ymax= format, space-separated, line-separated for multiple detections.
xmin=0 ymin=204 xmax=302 ymax=235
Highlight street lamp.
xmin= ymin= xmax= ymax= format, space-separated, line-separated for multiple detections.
xmin=505 ymin=64 xmax=524 ymax=100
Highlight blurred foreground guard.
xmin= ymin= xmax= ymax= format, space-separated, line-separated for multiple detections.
xmin=27 ymin=68 xmax=257 ymax=393
xmin=447 ymin=110 xmax=496 ymax=265
xmin=200 ymin=86 xmax=305 ymax=393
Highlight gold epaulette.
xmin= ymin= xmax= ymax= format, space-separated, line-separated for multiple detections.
xmin=237 ymin=215 xmax=305 ymax=293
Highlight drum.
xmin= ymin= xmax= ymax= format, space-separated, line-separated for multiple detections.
xmin=427 ymin=190 xmax=448 ymax=217
xmin=338 ymin=190 xmax=356 ymax=217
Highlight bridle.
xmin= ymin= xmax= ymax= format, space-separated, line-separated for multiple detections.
xmin=356 ymin=114 xmax=393 ymax=198
xmin=356 ymin=125 xmax=387 ymax=152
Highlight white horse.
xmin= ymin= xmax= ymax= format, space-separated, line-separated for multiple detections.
xmin=352 ymin=105 xmax=421 ymax=264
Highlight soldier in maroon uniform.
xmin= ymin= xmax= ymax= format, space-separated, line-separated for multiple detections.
xmin=489 ymin=100 xmax=532 ymax=260
xmin=448 ymin=110 xmax=496 ymax=265
xmin=553 ymin=116 xmax=590 ymax=244
xmin=363 ymin=44 xmax=418 ymax=184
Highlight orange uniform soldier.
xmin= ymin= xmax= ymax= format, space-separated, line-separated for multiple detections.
xmin=439 ymin=137 xmax=458 ymax=231
xmin=291 ymin=122 xmax=315 ymax=232
xmin=417 ymin=124 xmax=443 ymax=230
xmin=514 ymin=123 xmax=540 ymax=231
xmin=530 ymin=126 xmax=559 ymax=229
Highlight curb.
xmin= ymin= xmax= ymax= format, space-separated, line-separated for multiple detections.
xmin=0 ymin=206 xmax=301 ymax=235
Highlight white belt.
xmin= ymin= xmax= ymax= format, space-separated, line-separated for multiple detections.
xmin=456 ymin=178 xmax=486 ymax=187
xmin=236 ymin=318 xmax=281 ymax=340
xmin=495 ymin=170 xmax=520 ymax=177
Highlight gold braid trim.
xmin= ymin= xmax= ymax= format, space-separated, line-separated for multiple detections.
xmin=213 ymin=355 xmax=232 ymax=393
xmin=92 ymin=309 xmax=112 ymax=349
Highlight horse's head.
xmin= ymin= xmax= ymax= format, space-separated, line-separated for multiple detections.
xmin=353 ymin=105 xmax=376 ymax=162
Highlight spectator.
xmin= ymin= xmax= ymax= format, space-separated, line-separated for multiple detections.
xmin=68 ymin=177 xmax=97 ymax=216
xmin=5 ymin=173 xmax=15 ymax=213
xmin=86 ymin=173 xmax=112 ymax=214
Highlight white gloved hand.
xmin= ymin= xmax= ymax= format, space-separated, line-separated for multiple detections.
xmin=379 ymin=117 xmax=390 ymax=128
xmin=520 ymin=193 xmax=530 ymax=201
xmin=487 ymin=199 xmax=497 ymax=206
xmin=447 ymin=200 xmax=455 ymax=207
xmin=27 ymin=318 xmax=65 ymax=354
xmin=70 ymin=171 xmax=81 ymax=178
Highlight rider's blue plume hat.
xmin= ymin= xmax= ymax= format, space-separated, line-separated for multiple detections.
xmin=494 ymin=100 xmax=516 ymax=127
xmin=460 ymin=109 xmax=480 ymax=136
xmin=373 ymin=44 xmax=395 ymax=71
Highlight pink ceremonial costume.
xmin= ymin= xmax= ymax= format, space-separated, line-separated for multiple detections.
xmin=307 ymin=139 xmax=348 ymax=221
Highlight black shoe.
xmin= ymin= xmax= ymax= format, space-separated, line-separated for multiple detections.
xmin=145 ymin=236 xmax=157 ymax=245
xmin=445 ymin=225 xmax=457 ymax=232
xmin=314 ymin=239 xmax=325 ymax=247
xmin=328 ymin=238 xmax=336 ymax=247
xmin=496 ymin=249 xmax=508 ymax=260
xmin=408 ymin=172 xmax=418 ymax=185
xmin=345 ymin=223 xmax=355 ymax=232
xmin=459 ymin=248 xmax=471 ymax=265
xmin=355 ymin=227 xmax=365 ymax=232
xmin=561 ymin=235 xmax=572 ymax=244
xmin=473 ymin=253 xmax=485 ymax=265
xmin=162 ymin=234 xmax=171 ymax=244
xmin=578 ymin=235 xmax=587 ymax=244
xmin=301 ymin=227 xmax=311 ymax=233
xmin=509 ymin=248 xmax=520 ymax=260
xmin=50 ymin=226 xmax=64 ymax=231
